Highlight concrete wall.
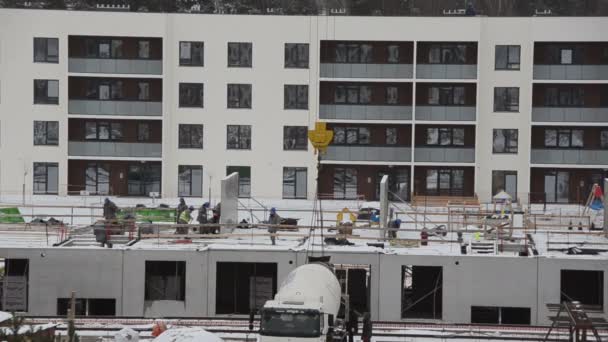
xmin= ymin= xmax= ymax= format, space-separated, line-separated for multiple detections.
xmin=0 ymin=10 xmax=607 ymax=201
xmin=2 ymin=246 xmax=607 ymax=324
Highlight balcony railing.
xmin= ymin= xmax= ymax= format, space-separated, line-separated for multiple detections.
xmin=533 ymin=65 xmax=608 ymax=80
xmin=415 ymin=105 xmax=476 ymax=121
xmin=414 ymin=147 xmax=475 ymax=163
xmin=322 ymin=145 xmax=411 ymax=162
xmin=416 ymin=64 xmax=477 ymax=79
xmin=532 ymin=107 xmax=608 ymax=123
xmin=68 ymin=141 xmax=162 ymax=158
xmin=68 ymin=58 xmax=162 ymax=75
xmin=319 ymin=104 xmax=412 ymax=120
xmin=69 ymin=99 xmax=162 ymax=116
xmin=531 ymin=149 xmax=608 ymax=165
xmin=320 ymin=63 xmax=413 ymax=78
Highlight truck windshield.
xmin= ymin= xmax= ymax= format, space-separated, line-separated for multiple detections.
xmin=259 ymin=308 xmax=321 ymax=337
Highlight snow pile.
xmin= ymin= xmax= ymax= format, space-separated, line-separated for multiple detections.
xmin=153 ymin=328 xmax=223 ymax=342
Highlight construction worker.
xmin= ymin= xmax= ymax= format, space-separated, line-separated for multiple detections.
xmin=176 ymin=206 xmax=193 ymax=235
xmin=102 ymin=198 xmax=119 ymax=237
xmin=268 ymin=207 xmax=281 ymax=245
xmin=103 ymin=198 xmax=118 ymax=220
xmin=176 ymin=197 xmax=187 ymax=223
xmin=388 ymin=218 xmax=402 ymax=239
xmin=197 ymin=202 xmax=210 ymax=233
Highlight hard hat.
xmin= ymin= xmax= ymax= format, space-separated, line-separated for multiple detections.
xmin=270 ymin=207 xmax=277 ymax=213
xmin=203 ymin=202 xmax=210 ymax=208
xmin=395 ymin=219 xmax=402 ymax=225
xmin=189 ymin=206 xmax=194 ymax=211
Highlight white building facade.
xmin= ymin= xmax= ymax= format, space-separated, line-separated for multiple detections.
xmin=0 ymin=10 xmax=606 ymax=203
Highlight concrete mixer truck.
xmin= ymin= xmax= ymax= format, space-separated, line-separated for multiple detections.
xmin=256 ymin=263 xmax=347 ymax=342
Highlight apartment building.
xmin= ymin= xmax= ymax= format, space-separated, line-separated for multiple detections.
xmin=0 ymin=10 xmax=606 ymax=203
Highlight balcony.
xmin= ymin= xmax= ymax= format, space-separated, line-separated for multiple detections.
xmin=68 ymin=141 xmax=162 ymax=158
xmin=416 ymin=64 xmax=477 ymax=79
xmin=69 ymin=58 xmax=162 ymax=75
xmin=532 ymin=107 xmax=608 ymax=123
xmin=416 ymin=105 xmax=476 ymax=121
xmin=322 ymin=145 xmax=411 ymax=162
xmin=320 ymin=63 xmax=413 ymax=79
xmin=414 ymin=147 xmax=475 ymax=163
xmin=69 ymin=99 xmax=162 ymax=116
xmin=533 ymin=65 xmax=608 ymax=80
xmin=531 ymin=149 xmax=608 ymax=165
xmin=320 ymin=104 xmax=412 ymax=120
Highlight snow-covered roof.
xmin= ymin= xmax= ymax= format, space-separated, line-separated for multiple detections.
xmin=153 ymin=328 xmax=223 ymax=342
xmin=0 ymin=311 xmax=12 ymax=324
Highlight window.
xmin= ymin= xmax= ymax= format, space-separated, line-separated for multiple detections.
xmin=386 ymin=128 xmax=397 ymax=145
xmin=333 ymin=127 xmax=370 ymax=145
xmin=495 ymin=45 xmax=520 ymax=70
xmin=227 ymin=84 xmax=252 ymax=108
xmin=138 ymin=40 xmax=150 ymax=59
xmin=284 ymin=85 xmax=308 ymax=109
xmin=333 ymin=168 xmax=358 ymax=200
xmin=34 ymin=80 xmax=59 ymax=104
xmin=227 ymin=42 xmax=252 ymax=67
xmin=493 ymin=129 xmax=518 ymax=153
xmin=334 ymin=85 xmax=372 ymax=104
xmin=425 ymin=169 xmax=464 ymax=195
xmin=471 ymin=306 xmax=530 ymax=325
xmin=285 ymin=43 xmax=309 ymax=68
xmin=543 ymin=170 xmax=570 ymax=203
xmin=178 ymin=124 xmax=203 ymax=149
xmin=561 ymin=270 xmax=603 ymax=309
xmin=216 ymin=262 xmax=277 ymax=314
xmin=335 ymin=43 xmax=373 ymax=63
xmin=137 ymin=123 xmax=150 ymax=141
xmin=179 ymin=83 xmax=204 ymax=107
xmin=494 ymin=87 xmax=519 ymax=112
xmin=85 ymin=122 xmax=123 ymax=141
xmin=145 ymin=261 xmax=186 ymax=301
xmin=227 ymin=125 xmax=251 ymax=150
xmin=179 ymin=41 xmax=204 ymax=66
xmin=427 ymin=86 xmax=465 ymax=105
xmin=127 ymin=163 xmax=161 ymax=196
xmin=283 ymin=167 xmax=307 ymax=199
xmin=387 ymin=44 xmax=400 ymax=63
xmin=178 ymin=165 xmax=203 ymax=197
xmin=544 ymin=87 xmax=585 ymax=107
xmin=33 ymin=121 xmax=58 ymax=146
xmin=283 ymin=126 xmax=308 ymax=150
xmin=57 ymin=298 xmax=116 ymax=316
xmin=34 ymin=38 xmax=58 ymax=63
xmin=33 ymin=162 xmax=58 ymax=194
xmin=84 ymin=79 xmax=124 ymax=100
xmin=138 ymin=82 xmax=150 ymax=100
xmin=401 ymin=266 xmax=442 ymax=319
xmin=0 ymin=259 xmax=29 ymax=312
xmin=425 ymin=128 xmax=465 ymax=146
xmin=601 ymin=130 xmax=608 ymax=148
xmin=85 ymin=163 xmax=110 ymax=195
xmin=84 ymin=38 xmax=124 ymax=58
xmin=386 ymin=86 xmax=399 ymax=104
xmin=226 ymin=166 xmax=251 ymax=198
xmin=560 ymin=48 xmax=573 ymax=64
xmin=544 ymin=129 xmax=583 ymax=148
xmin=428 ymin=44 xmax=466 ymax=64
xmin=492 ymin=171 xmax=517 ymax=200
